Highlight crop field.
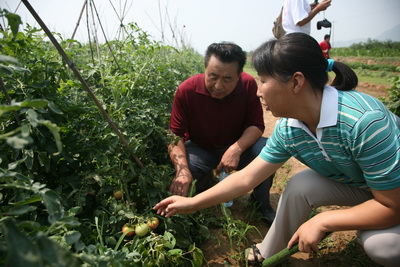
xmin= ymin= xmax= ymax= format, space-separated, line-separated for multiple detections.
xmin=1 ymin=10 xmax=399 ymax=267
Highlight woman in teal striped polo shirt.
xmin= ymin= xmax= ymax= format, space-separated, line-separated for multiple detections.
xmin=154 ymin=33 xmax=400 ymax=266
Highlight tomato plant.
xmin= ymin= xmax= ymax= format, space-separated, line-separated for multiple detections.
xmin=0 ymin=10 xmax=208 ymax=267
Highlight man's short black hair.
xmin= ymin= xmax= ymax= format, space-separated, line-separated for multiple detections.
xmin=204 ymin=42 xmax=246 ymax=74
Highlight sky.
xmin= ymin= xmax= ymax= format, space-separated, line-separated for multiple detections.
xmin=2 ymin=0 xmax=400 ymax=54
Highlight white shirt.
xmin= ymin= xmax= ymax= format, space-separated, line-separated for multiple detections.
xmin=282 ymin=0 xmax=312 ymax=34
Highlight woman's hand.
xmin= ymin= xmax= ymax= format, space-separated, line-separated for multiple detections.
xmin=153 ymin=195 xmax=197 ymax=217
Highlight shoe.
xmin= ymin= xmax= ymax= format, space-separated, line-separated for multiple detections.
xmin=249 ymin=193 xmax=276 ymax=225
xmin=260 ymin=207 xmax=276 ymax=226
xmin=245 ymin=244 xmax=264 ymax=266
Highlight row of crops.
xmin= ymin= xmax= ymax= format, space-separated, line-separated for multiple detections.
xmin=332 ymin=40 xmax=400 ymax=116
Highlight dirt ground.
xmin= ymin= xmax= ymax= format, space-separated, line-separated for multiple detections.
xmin=200 ymin=83 xmax=390 ymax=266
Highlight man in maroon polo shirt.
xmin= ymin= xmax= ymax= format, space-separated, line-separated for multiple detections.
xmin=168 ymin=42 xmax=275 ymax=223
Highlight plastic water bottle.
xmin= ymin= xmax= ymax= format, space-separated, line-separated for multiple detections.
xmin=219 ymin=168 xmax=233 ymax=208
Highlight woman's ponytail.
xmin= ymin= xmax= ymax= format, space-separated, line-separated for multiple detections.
xmin=330 ymin=61 xmax=358 ymax=91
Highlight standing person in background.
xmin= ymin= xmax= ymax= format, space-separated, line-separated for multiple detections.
xmin=282 ymin=0 xmax=332 ymax=35
xmin=154 ymin=33 xmax=400 ymax=266
xmin=167 ymin=42 xmax=276 ymax=223
xmin=320 ymin=34 xmax=332 ymax=58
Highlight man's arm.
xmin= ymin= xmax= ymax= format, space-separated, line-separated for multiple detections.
xmin=297 ymin=0 xmax=331 ymax=26
xmin=219 ymin=126 xmax=263 ymax=173
xmin=168 ymin=138 xmax=193 ymax=196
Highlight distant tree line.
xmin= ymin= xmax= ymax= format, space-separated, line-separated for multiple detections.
xmin=332 ymin=39 xmax=400 ymax=57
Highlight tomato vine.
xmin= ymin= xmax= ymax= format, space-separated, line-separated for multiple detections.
xmin=0 ymin=10 xmax=207 ymax=266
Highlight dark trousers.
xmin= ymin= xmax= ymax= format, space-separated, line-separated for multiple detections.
xmin=184 ymin=137 xmax=274 ymax=210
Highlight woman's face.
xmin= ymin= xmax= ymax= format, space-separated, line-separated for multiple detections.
xmin=257 ymin=74 xmax=293 ymax=118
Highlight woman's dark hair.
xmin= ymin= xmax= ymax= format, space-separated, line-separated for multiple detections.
xmin=252 ymin=33 xmax=357 ymax=91
xmin=205 ymin=42 xmax=247 ymax=74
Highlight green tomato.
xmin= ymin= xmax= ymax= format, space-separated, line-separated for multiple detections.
xmin=135 ymin=223 xmax=149 ymax=237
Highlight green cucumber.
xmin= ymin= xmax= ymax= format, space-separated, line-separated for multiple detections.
xmin=262 ymin=232 xmax=332 ymax=266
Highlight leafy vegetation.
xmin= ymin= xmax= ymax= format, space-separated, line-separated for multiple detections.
xmin=383 ymin=76 xmax=400 ymax=116
xmin=0 ymin=10 xmax=213 ymax=266
xmin=332 ymin=38 xmax=400 ymax=57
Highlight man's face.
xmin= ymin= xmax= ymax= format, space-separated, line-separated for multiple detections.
xmin=204 ymin=55 xmax=240 ymax=99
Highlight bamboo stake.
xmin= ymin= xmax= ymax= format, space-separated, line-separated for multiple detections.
xmin=90 ymin=0 xmax=121 ymax=70
xmin=68 ymin=0 xmax=87 ymax=48
xmin=21 ymin=0 xmax=144 ymax=168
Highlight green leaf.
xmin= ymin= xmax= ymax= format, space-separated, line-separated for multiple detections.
xmin=57 ymin=216 xmax=81 ymax=227
xmin=38 ymin=151 xmax=50 ymax=172
xmin=39 ymin=120 xmax=63 ymax=155
xmin=6 ymin=135 xmax=32 ymax=150
xmin=8 ymin=65 xmax=30 ymax=73
xmin=6 ymin=205 xmax=37 ymax=216
xmin=14 ymin=195 xmax=42 ymax=205
xmin=65 ymin=231 xmax=81 ymax=245
xmin=5 ymin=12 xmax=22 ymax=37
xmin=21 ymin=99 xmax=49 ymax=109
xmin=164 ymin=231 xmax=176 ymax=249
xmin=35 ymin=233 xmax=81 ymax=267
xmin=18 ymin=220 xmax=41 ymax=232
xmin=0 ymin=104 xmax=20 ymax=116
xmin=24 ymin=149 xmax=34 ymax=170
xmin=8 ymin=155 xmax=28 ymax=170
xmin=0 ymin=54 xmax=19 ymax=64
xmin=166 ymin=248 xmax=183 ymax=256
xmin=40 ymin=189 xmax=65 ymax=224
xmin=0 ymin=63 xmax=14 ymax=75
xmin=1 ymin=218 xmax=43 ymax=267
xmin=191 ymin=247 xmax=204 ymax=267
xmin=27 ymin=109 xmax=39 ymax=126
xmin=48 ymin=102 xmax=64 ymax=114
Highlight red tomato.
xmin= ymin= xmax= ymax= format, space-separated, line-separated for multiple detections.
xmin=135 ymin=223 xmax=149 ymax=237
xmin=122 ymin=224 xmax=135 ymax=236
xmin=113 ymin=190 xmax=124 ymax=200
xmin=147 ymin=217 xmax=160 ymax=230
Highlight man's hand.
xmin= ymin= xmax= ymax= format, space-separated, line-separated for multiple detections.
xmin=218 ymin=144 xmax=242 ymax=173
xmin=169 ymin=170 xmax=193 ymax=196
xmin=315 ymin=0 xmax=332 ymax=12
xmin=168 ymin=139 xmax=193 ymax=196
